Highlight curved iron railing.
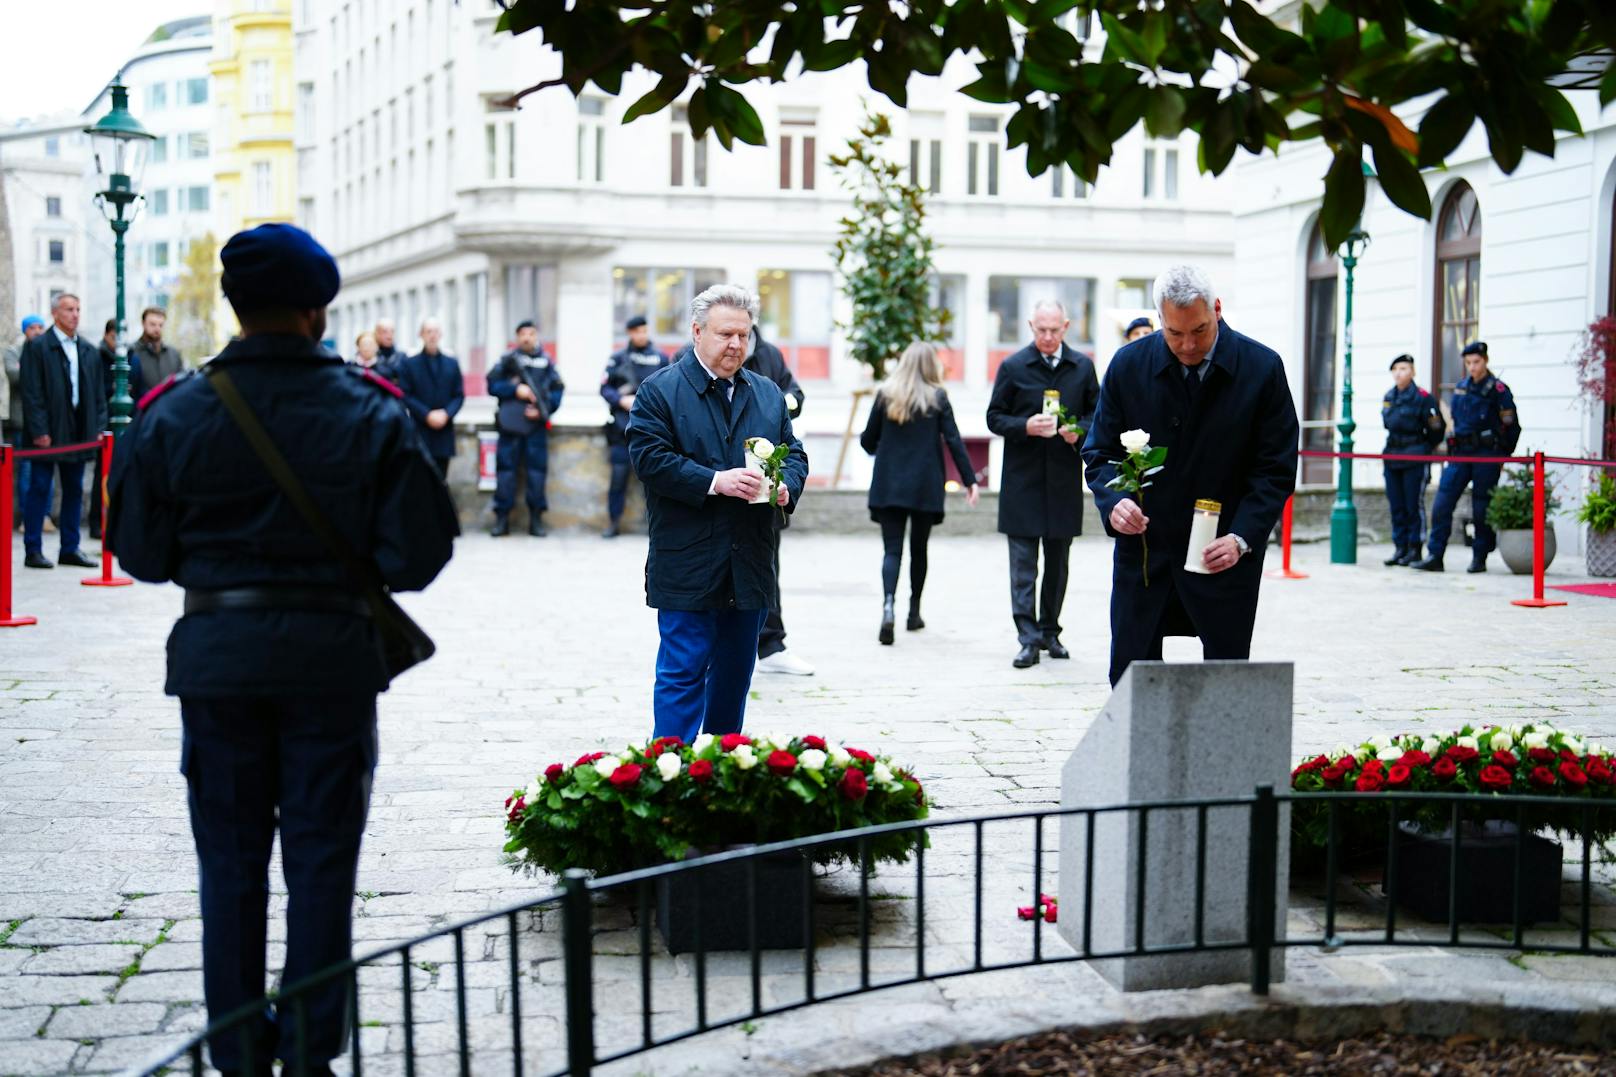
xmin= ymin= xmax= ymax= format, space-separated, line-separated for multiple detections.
xmin=135 ymin=787 xmax=1614 ymax=1076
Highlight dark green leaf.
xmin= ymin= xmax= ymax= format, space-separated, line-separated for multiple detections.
xmin=621 ymin=73 xmax=686 ymax=124
xmin=1368 ymin=140 xmax=1431 ymax=220
xmin=1416 ymin=93 xmax=1475 ymax=167
xmin=1319 ymin=144 xmax=1367 ymax=249
xmin=1144 ymin=87 xmax=1186 ymax=137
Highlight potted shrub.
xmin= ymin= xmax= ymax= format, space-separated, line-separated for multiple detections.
xmin=503 ymin=732 xmax=928 ymax=952
xmin=1577 ymin=470 xmax=1616 ymax=577
xmin=1291 ymin=723 xmax=1616 ymax=923
xmin=1485 ymin=464 xmax=1560 ymax=574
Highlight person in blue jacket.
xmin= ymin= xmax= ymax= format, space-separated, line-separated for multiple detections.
xmin=627 ymin=284 xmax=808 ymax=743
xmin=394 ymin=318 xmax=464 ymax=479
xmin=488 ymin=320 xmax=565 ymax=536
xmin=1412 ymin=341 xmax=1522 ymax=573
xmin=1379 ymin=353 xmax=1446 ymax=566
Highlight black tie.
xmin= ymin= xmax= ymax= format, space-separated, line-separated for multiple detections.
xmin=714 ymin=378 xmax=733 ymax=419
xmin=1183 ymin=363 xmax=1203 ymax=406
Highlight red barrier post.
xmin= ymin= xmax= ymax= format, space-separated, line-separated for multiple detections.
xmin=82 ymin=433 xmax=133 ymax=589
xmin=1 ymin=445 xmax=39 ymax=627
xmin=1511 ymin=450 xmax=1566 ymax=609
xmin=1265 ymin=495 xmax=1309 ymax=580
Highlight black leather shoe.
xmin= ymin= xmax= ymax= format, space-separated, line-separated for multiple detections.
xmin=1045 ymin=637 xmax=1070 ymax=659
xmin=1013 ymin=643 xmax=1040 ymax=668
xmin=879 ymin=596 xmax=895 ymax=645
xmin=1410 ymin=554 xmax=1444 ymax=572
xmin=490 ymin=515 xmax=511 ymax=537
xmin=24 ymin=551 xmax=52 ymax=569
xmin=88 ymin=525 xmax=103 ymax=541
xmin=1397 ymin=545 xmax=1423 ymax=566
xmin=58 ymin=549 xmax=98 ymax=568
xmin=1466 ymin=558 xmax=1487 ymax=574
xmin=602 ymin=521 xmax=620 ymax=538
xmin=1383 ymin=546 xmax=1406 ymax=566
xmin=529 ymin=515 xmax=548 ymax=537
xmin=906 ymin=611 xmax=925 ymax=631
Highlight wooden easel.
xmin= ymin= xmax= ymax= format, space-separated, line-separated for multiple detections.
xmin=830 ymin=387 xmax=875 ymax=489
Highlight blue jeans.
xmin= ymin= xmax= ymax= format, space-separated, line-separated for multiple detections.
xmin=1427 ymin=456 xmax=1501 ymax=559
xmin=492 ymin=431 xmax=548 ymax=516
xmin=653 ymin=608 xmax=767 ymax=743
xmin=181 ymin=695 xmax=377 ymax=1070
xmin=1382 ymin=465 xmax=1428 ymax=550
xmin=23 ymin=459 xmax=83 ymax=555
xmin=8 ymin=430 xmax=30 ymax=519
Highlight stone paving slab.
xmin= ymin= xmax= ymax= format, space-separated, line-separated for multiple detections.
xmin=3 ymin=532 xmax=1616 ymax=1074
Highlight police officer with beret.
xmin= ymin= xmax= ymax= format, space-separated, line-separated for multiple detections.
xmin=108 ymin=223 xmax=459 ymax=1075
xmin=1412 ymin=341 xmax=1521 ymax=573
xmin=488 ymin=320 xmax=565 ymax=536
xmin=1124 ymin=316 xmax=1155 ymax=343
xmin=600 ymin=314 xmax=669 ymax=538
xmin=1380 ymin=353 xmax=1446 ymax=566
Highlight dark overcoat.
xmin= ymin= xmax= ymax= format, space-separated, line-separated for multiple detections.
xmin=627 ymin=354 xmax=808 ymax=612
xmin=1082 ymin=322 xmax=1298 ymax=667
xmin=986 ymin=343 xmax=1099 ymax=537
xmin=395 ymin=350 xmax=465 ymax=458
xmin=20 ymin=330 xmax=108 ymax=461
xmin=107 ymin=334 xmax=459 ymax=697
xmin=861 ymin=387 xmax=976 ymax=523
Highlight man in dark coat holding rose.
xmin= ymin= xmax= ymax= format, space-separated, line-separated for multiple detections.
xmin=1083 ymin=265 xmax=1298 ymax=686
xmin=986 ymin=300 xmax=1100 ymax=668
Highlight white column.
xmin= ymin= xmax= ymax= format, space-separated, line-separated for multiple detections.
xmin=556 ymin=252 xmax=613 ymax=385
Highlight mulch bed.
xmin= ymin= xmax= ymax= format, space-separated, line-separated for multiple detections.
xmin=822 ymin=1029 xmax=1616 ymax=1075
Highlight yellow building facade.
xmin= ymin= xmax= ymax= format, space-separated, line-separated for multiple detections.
xmin=210 ymin=0 xmax=295 ymax=236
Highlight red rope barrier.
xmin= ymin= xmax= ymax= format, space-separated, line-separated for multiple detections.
xmin=14 ymin=439 xmax=104 ymax=459
xmin=0 ymin=446 xmax=39 ymax=628
xmin=82 ymin=433 xmax=133 ymax=589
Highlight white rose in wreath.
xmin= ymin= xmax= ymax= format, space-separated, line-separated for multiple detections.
xmin=799 ymin=748 xmax=827 ymax=771
xmin=593 ymin=755 xmax=621 ymax=779
xmin=656 ymin=753 xmax=681 ymax=782
xmin=872 ymin=762 xmax=895 ymax=785
xmin=1489 ymin=730 xmax=1515 ymax=753
xmin=1119 ymin=429 xmax=1151 ymax=454
xmin=829 ymin=746 xmax=852 ymax=768
xmin=732 ymin=744 xmax=758 ymax=770
xmin=693 ymin=733 xmax=714 ymax=754
xmin=1455 ymin=735 xmax=1479 ymax=752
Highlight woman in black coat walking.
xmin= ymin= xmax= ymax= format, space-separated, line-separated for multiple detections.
xmin=861 ymin=342 xmax=979 ymax=644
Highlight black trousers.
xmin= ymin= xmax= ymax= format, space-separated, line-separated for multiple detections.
xmin=1007 ymin=535 xmax=1072 ymax=647
xmin=181 ymin=695 xmax=377 ymax=1070
xmin=758 ymin=534 xmax=787 ymax=658
xmin=874 ymin=507 xmax=932 ymax=600
xmin=1107 ymin=579 xmax=1253 ymax=686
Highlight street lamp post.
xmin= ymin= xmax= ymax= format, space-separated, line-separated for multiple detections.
xmin=1329 ymin=170 xmax=1376 ymax=565
xmin=84 ymin=78 xmax=155 ymax=443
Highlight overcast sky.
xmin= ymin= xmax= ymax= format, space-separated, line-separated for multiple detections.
xmin=1 ymin=1 xmax=212 ymax=124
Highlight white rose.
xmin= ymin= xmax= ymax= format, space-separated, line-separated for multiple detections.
xmin=1536 ymin=722 xmax=1558 ymax=734
xmin=1422 ymin=736 xmax=1445 ymax=756
xmin=799 ymin=749 xmax=827 ymax=771
xmin=829 ymin=747 xmax=852 ymax=768
xmin=1522 ymin=732 xmax=1549 ymax=751
xmin=1489 ymin=731 xmax=1515 ymax=753
xmin=760 ymin=732 xmax=788 ymax=752
xmin=1119 ymin=429 xmax=1151 ymax=454
xmin=1456 ymin=735 xmax=1479 ymax=751
xmin=746 ymin=437 xmax=775 ymax=459
xmin=1563 ymin=735 xmax=1584 ymax=754
xmin=1509 ymin=724 xmax=1524 ymax=738
xmin=873 ymin=762 xmax=895 ymax=785
xmin=656 ymin=753 xmax=681 ymax=782
xmin=1376 ymin=747 xmax=1403 ymax=764
xmin=593 ymin=755 xmax=621 ymax=779
xmin=693 ymin=733 xmax=714 ymax=754
xmin=525 ymin=781 xmax=542 ymax=800
xmin=1331 ymin=745 xmax=1353 ymax=761
xmin=732 ymin=744 xmax=758 ymax=770
xmin=1368 ymin=734 xmax=1393 ymax=750
xmin=1352 ymin=745 xmax=1373 ymax=763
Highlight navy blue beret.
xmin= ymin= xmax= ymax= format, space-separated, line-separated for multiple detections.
xmin=1461 ymin=340 xmax=1487 ymax=357
xmin=1389 ymin=353 xmax=1414 ymax=370
xmin=625 ymin=315 xmax=648 ymax=330
xmin=1124 ymin=316 xmax=1153 ymax=334
xmin=220 ymin=223 xmax=340 ymax=309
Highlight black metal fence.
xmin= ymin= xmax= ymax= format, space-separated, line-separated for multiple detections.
xmin=139 ymin=787 xmax=1614 ymax=1076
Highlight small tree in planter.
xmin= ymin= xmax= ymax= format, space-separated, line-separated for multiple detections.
xmin=1485 ymin=463 xmax=1560 ymax=574
xmin=1572 ymin=315 xmax=1616 ymax=462
xmin=1577 ymin=470 xmax=1616 ymax=576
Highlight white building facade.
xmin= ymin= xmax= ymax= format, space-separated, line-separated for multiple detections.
xmin=295 ymin=0 xmax=1236 ymax=486
xmin=0 ymin=117 xmax=96 ymax=330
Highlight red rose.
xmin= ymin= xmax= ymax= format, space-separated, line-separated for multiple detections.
xmin=647 ymin=736 xmax=683 ymax=759
xmin=646 ymin=742 xmax=664 ymax=759
xmin=688 ymin=759 xmax=714 ymax=784
xmin=507 ymin=796 xmax=526 ymax=821
xmin=1588 ymin=758 xmax=1614 ymax=785
xmin=545 ymin=763 xmax=565 ymax=783
xmin=1431 ymin=756 xmax=1458 ymax=781
xmin=1387 ymin=763 xmax=1413 ymax=788
xmin=914 ymin=779 xmax=926 ymax=805
xmin=1491 ymin=750 xmax=1518 ymax=768
xmin=503 ymin=795 xmax=513 ymax=809
xmin=609 ymin=763 xmax=643 ymax=788
xmin=1043 ymin=903 xmax=1058 ymax=924
xmin=767 ymin=750 xmax=798 ymax=775
xmin=1016 ymin=906 xmax=1036 ymax=921
xmin=839 ymin=768 xmax=868 ymax=801
xmin=720 ymin=733 xmax=751 ymax=752
xmin=802 ymin=735 xmax=827 ymax=751
xmin=1527 ymin=747 xmax=1557 ymax=764
xmin=575 ymin=751 xmax=606 ymax=767
xmin=1560 ymin=748 xmax=1580 ymax=762
xmin=1322 ymin=761 xmax=1353 ymax=786
xmin=1479 ymin=765 xmax=1513 ymax=790
xmin=1558 ymin=761 xmax=1589 ymax=788
xmin=1529 ymin=766 xmax=1556 ymax=789
xmin=1355 ymin=770 xmax=1385 ymax=792
xmin=1362 ymin=759 xmax=1385 ymax=776
xmin=1445 ymin=745 xmax=1480 ymax=763
xmin=846 ymin=748 xmax=876 ymax=764
xmin=1398 ymin=750 xmax=1431 ymax=767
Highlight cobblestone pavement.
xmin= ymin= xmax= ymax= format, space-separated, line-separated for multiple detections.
xmin=3 ymin=527 xmax=1615 ymax=1075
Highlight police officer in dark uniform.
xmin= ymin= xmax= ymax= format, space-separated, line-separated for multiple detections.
xmin=600 ymin=314 xmax=669 ymax=538
xmin=107 ymin=224 xmax=458 ymax=1076
xmin=1379 ymin=353 xmax=1446 ymax=566
xmin=1412 ymin=341 xmax=1521 ymax=573
xmin=488 ymin=319 xmax=565 ymax=536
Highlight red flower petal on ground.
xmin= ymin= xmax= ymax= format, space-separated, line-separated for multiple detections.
xmin=1528 ymin=747 xmax=1557 ymax=764
xmin=688 ymin=759 xmax=714 ymax=784
xmin=1431 ymin=756 xmax=1458 ymax=781
xmin=1016 ymin=906 xmax=1036 ymax=921
xmin=767 ymin=750 xmax=798 ymax=775
xmin=846 ymin=748 xmax=876 ymax=764
xmin=545 ymin=763 xmax=565 ymax=783
xmin=609 ymin=763 xmax=643 ymax=788
xmin=1479 ymin=765 xmax=1513 ymax=791
xmin=802 ymin=735 xmax=827 ymax=751
xmin=1043 ymin=903 xmax=1058 ymax=924
xmin=1387 ymin=763 xmax=1413 ymax=788
xmin=839 ymin=768 xmax=868 ymax=801
xmin=1397 ymin=750 xmax=1431 ymax=768
xmin=1039 ymin=893 xmax=1058 ymax=907
xmin=1444 ymin=745 xmax=1479 ymax=763
xmin=1491 ymin=750 xmax=1518 ymax=769
xmin=1558 ymin=761 xmax=1589 ymax=788
xmin=1355 ymin=770 xmax=1386 ymax=792
xmin=720 ymin=733 xmax=751 ymax=752
xmin=576 ymin=751 xmax=606 ymax=767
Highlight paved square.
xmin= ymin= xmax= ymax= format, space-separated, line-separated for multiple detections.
xmin=2 ymin=528 xmax=1614 ymax=1074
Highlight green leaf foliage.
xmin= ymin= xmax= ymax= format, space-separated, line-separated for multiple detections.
xmin=1485 ymin=463 xmax=1561 ymax=531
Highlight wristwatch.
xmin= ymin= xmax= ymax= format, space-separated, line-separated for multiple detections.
xmin=1231 ymin=534 xmax=1250 ymax=556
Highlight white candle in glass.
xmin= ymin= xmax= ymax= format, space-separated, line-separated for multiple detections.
xmin=1184 ymin=499 xmax=1222 ymax=574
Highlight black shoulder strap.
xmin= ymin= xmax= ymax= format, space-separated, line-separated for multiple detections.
xmin=204 ymin=365 xmax=388 ymax=617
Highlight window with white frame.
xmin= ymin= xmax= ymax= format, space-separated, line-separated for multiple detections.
xmin=45 ymin=196 xmax=61 ymax=218
xmin=484 ymin=98 xmax=516 ymax=180
xmin=48 ymin=240 xmax=65 ymax=264
xmin=908 ymin=112 xmax=943 ymax=194
xmin=150 ymin=189 xmax=170 ymax=216
xmin=152 ymin=241 xmax=170 ymax=268
xmin=670 ymin=105 xmax=708 ymax=188
xmin=613 ymin=267 xmax=725 ymax=338
xmin=298 ymin=196 xmax=315 ymax=232
xmin=778 ymin=110 xmax=817 ymax=190
xmin=967 ymin=114 xmax=1000 ymax=197
xmin=252 ymin=161 xmax=274 ymax=216
xmin=147 ymin=83 xmax=168 ymax=111
xmin=185 ymin=78 xmax=208 ymax=106
xmin=250 ymin=60 xmax=273 ymax=113
xmin=577 ymin=97 xmax=606 ymax=183
xmin=179 ymin=131 xmax=209 ymax=158
xmin=1051 ymin=166 xmax=1089 ymax=199
xmin=43 ymin=137 xmax=59 ymax=158
xmin=296 ymin=82 xmax=315 ymax=142
xmin=1142 ymin=140 xmax=1179 ymax=200
xmin=988 ymin=276 xmax=1097 ymax=349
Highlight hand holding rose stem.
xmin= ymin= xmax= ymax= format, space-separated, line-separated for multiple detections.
xmin=1105 ymin=429 xmax=1167 ymax=586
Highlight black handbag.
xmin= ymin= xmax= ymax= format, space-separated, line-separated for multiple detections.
xmin=205 ymin=365 xmax=435 ymax=679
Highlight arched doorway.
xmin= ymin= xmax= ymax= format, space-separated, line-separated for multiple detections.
xmin=1433 ymin=183 xmax=1482 ymax=398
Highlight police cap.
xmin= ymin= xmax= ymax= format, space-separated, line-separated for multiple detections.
xmin=220 ymin=223 xmax=341 ymax=310
xmin=1124 ymin=316 xmax=1153 ymax=335
xmin=1388 ymin=353 xmax=1414 ymax=370
xmin=1461 ymin=340 xmax=1488 ymax=358
xmin=515 ymin=320 xmax=536 ymax=333
xmin=625 ymin=315 xmax=648 ymax=330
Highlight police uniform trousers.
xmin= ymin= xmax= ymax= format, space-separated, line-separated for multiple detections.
xmin=181 ymin=695 xmax=377 ymax=1070
xmin=607 ymin=442 xmax=633 ymax=522
xmin=1007 ymin=535 xmax=1072 ymax=647
xmin=1426 ymin=450 xmax=1501 ymax=559
xmin=652 ymin=608 xmax=768 ymax=744
xmin=1382 ymin=461 xmax=1429 ymax=551
xmin=493 ymin=430 xmax=548 ymax=516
